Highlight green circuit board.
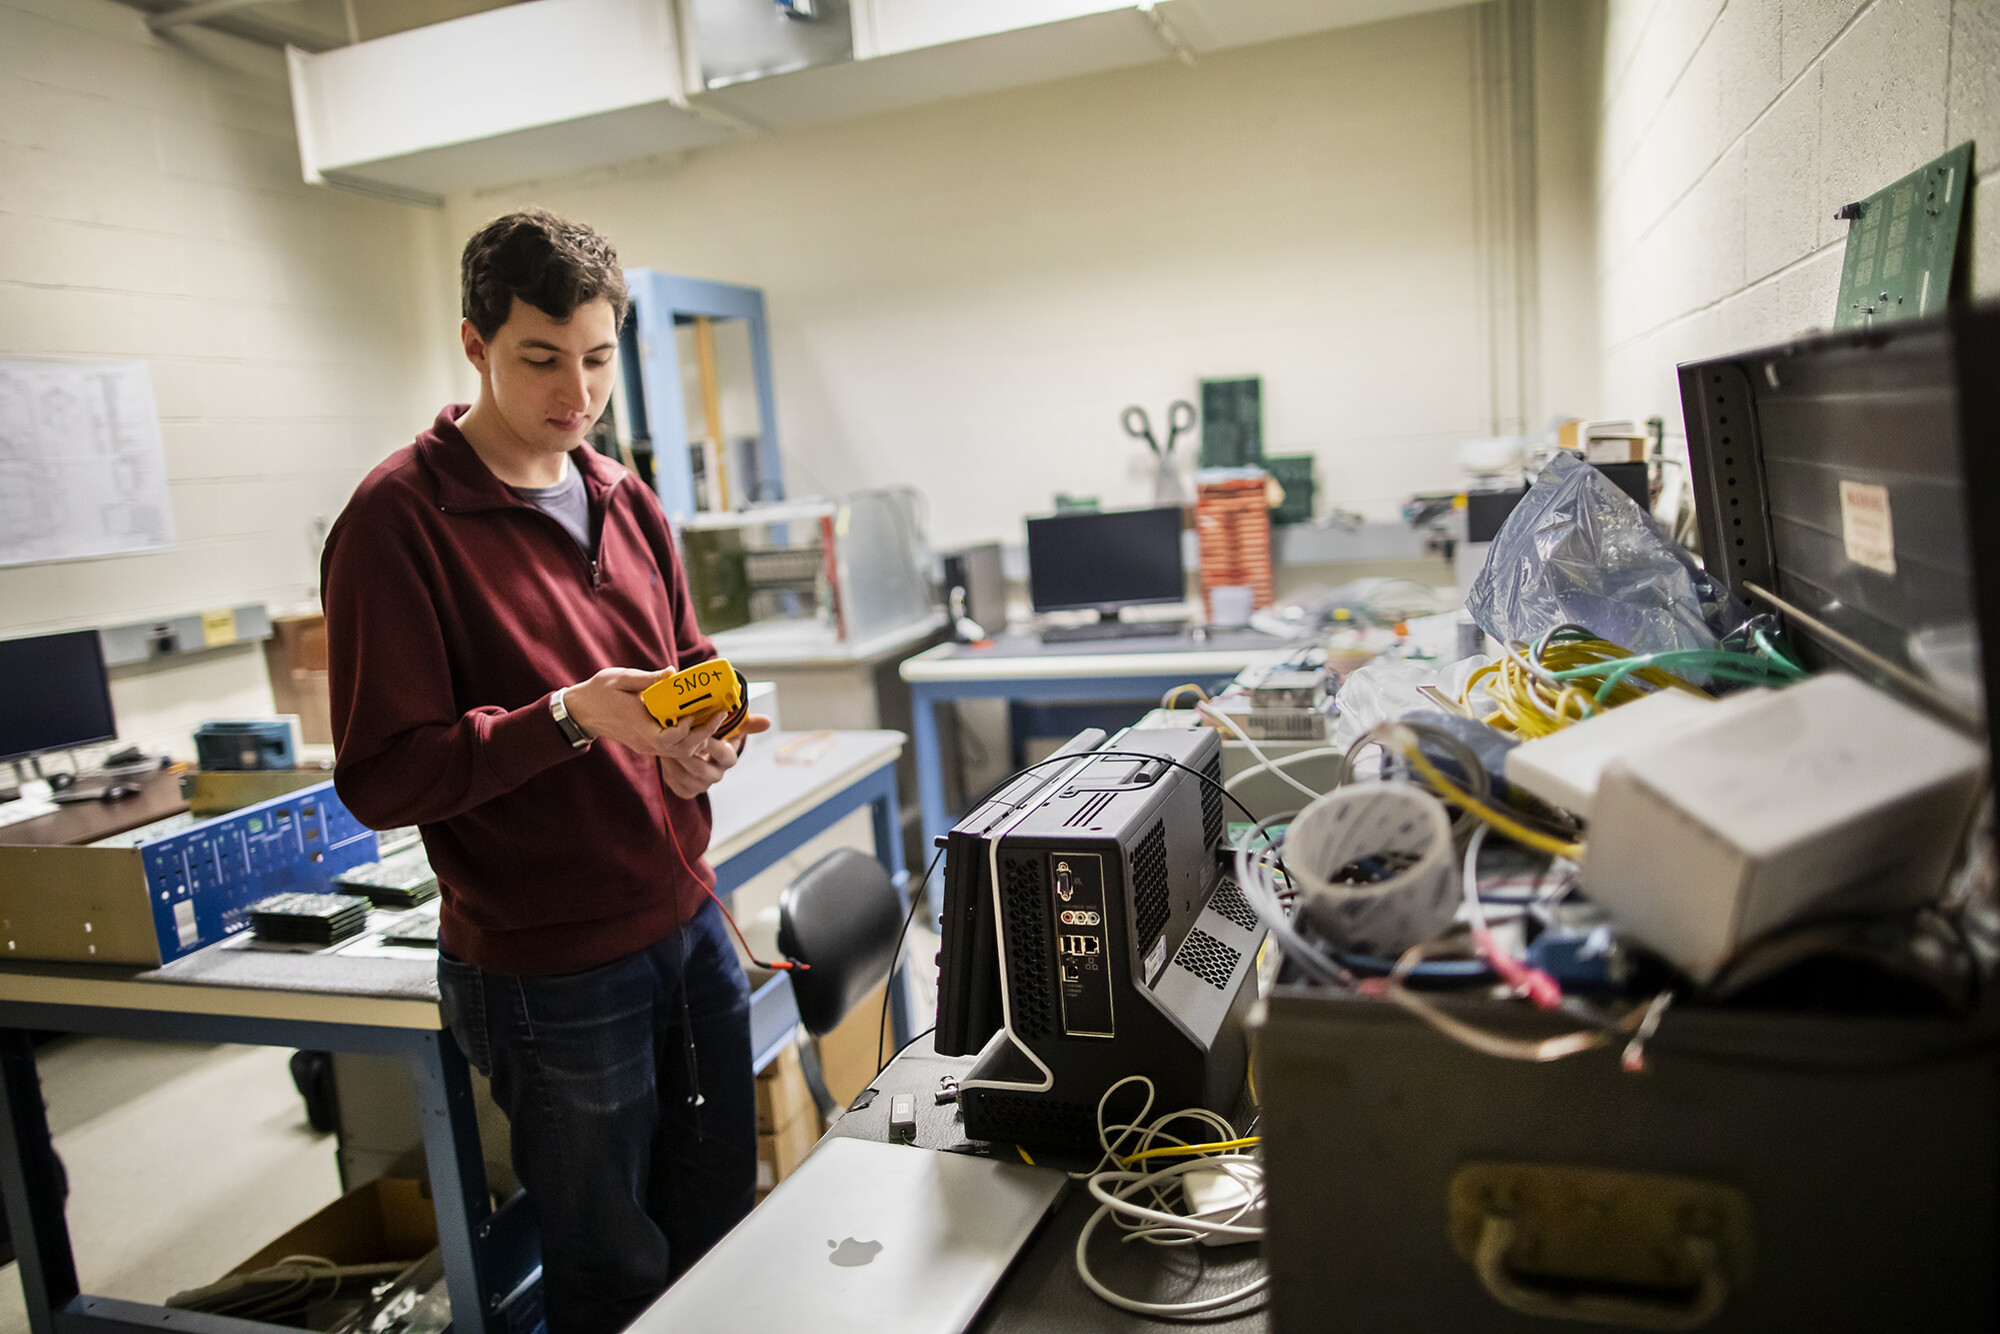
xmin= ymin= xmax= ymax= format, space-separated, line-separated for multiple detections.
xmin=1833 ymin=140 xmax=1973 ymax=328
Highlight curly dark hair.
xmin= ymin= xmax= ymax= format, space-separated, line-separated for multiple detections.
xmin=460 ymin=208 xmax=628 ymax=339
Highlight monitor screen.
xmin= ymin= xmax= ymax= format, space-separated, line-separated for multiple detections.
xmin=0 ymin=630 xmax=117 ymax=764
xmin=1025 ymin=507 xmax=1185 ymax=613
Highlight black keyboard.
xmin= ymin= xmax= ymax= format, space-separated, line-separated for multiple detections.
xmin=1040 ymin=620 xmax=1189 ymax=645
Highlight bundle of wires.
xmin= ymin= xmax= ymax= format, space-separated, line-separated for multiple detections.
xmin=1463 ymin=623 xmax=1806 ymax=739
xmin=1233 ymin=800 xmax=1672 ymax=1066
xmin=1184 ymin=663 xmax=1691 ymax=1064
xmin=167 ymin=1255 xmax=411 ymax=1324
xmin=1073 ymin=1075 xmax=1267 ymax=1318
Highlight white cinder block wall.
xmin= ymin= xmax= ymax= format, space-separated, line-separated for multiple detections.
xmin=440 ymin=5 xmax=1600 ymax=548
xmin=0 ymin=0 xmax=445 ymax=759
xmin=1597 ymin=0 xmax=1998 ymax=443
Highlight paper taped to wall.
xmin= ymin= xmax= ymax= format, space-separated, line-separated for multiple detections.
xmin=0 ymin=359 xmax=176 ymax=568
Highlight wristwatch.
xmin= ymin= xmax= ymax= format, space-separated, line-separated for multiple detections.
xmin=549 ymin=688 xmax=593 ymax=750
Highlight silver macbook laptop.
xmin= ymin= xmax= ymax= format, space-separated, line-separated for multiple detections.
xmin=633 ymin=1137 xmax=1066 ymax=1334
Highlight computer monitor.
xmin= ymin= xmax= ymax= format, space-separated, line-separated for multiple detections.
xmin=1025 ymin=507 xmax=1184 ymax=619
xmin=0 ymin=630 xmax=118 ymax=765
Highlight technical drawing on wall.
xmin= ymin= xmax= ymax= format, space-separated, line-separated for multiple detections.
xmin=0 ymin=359 xmax=176 ymax=567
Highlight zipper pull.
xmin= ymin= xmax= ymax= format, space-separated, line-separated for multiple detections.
xmin=591 ymin=561 xmax=604 ymax=589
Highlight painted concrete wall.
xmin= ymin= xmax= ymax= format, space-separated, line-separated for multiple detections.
xmin=1596 ymin=0 xmax=1998 ymax=441
xmin=0 ymin=0 xmax=446 ymax=757
xmin=438 ymin=5 xmax=1599 ymax=547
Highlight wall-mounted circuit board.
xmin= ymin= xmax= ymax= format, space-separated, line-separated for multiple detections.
xmin=1833 ymin=141 xmax=1974 ymax=329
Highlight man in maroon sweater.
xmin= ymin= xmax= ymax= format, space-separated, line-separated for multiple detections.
xmin=322 ymin=210 xmax=769 ymax=1334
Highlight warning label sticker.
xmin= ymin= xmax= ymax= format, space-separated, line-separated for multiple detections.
xmin=1839 ymin=480 xmax=1897 ymax=576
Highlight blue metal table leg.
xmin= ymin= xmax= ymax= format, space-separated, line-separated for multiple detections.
xmin=409 ymin=1031 xmax=534 ymax=1334
xmin=0 ymin=1030 xmax=76 ymax=1334
xmin=910 ymin=683 xmax=950 ymax=871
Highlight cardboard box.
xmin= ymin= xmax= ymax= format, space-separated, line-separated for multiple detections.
xmin=1584 ymin=435 xmax=1648 ymax=463
xmin=812 ymin=979 xmax=892 ymax=1109
xmin=1584 ymin=674 xmax=1985 ymax=981
xmin=754 ymin=1041 xmax=815 ymax=1135
xmin=266 ymin=613 xmax=333 ymax=746
xmin=229 ymin=1177 xmax=437 ymax=1276
xmin=755 ymin=1104 xmax=821 ymax=1197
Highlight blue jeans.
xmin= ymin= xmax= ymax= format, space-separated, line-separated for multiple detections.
xmin=436 ymin=900 xmax=757 ymax=1334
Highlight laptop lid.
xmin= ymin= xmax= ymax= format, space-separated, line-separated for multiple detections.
xmin=633 ymin=1137 xmax=1067 ymax=1334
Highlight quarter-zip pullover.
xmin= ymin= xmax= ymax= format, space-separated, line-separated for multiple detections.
xmin=322 ymin=405 xmax=717 ymax=976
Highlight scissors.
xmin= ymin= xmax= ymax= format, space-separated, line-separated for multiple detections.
xmin=1122 ymin=400 xmax=1198 ymax=459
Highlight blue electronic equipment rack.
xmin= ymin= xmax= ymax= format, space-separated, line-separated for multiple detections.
xmin=131 ymin=781 xmax=378 ymax=962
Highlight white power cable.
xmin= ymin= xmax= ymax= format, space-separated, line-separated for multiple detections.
xmin=1221 ymin=746 xmax=1345 ymax=796
xmin=959 ymin=751 xmax=1100 ymax=1096
xmin=1233 ymin=818 xmax=1346 ymax=988
xmin=1073 ymin=1076 xmax=1267 ymax=1319
xmin=1196 ymin=701 xmax=1325 ymax=802
xmin=1461 ymin=821 xmax=1492 ymax=933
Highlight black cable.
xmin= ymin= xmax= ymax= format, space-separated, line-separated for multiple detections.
xmin=877 ymin=842 xmax=947 ymax=1077
xmin=968 ymin=746 xmax=1267 ymax=832
xmin=879 ymin=1023 xmax=937 ymax=1073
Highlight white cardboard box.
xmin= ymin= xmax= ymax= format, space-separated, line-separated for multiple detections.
xmin=1582 ymin=674 xmax=1985 ymax=982
xmin=1505 ymin=690 xmax=1718 ymax=819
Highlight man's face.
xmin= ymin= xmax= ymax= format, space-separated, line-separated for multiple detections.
xmin=462 ymin=296 xmax=619 ymax=456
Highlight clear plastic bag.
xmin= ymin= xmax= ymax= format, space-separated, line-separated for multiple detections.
xmin=1465 ymin=451 xmax=1747 ymax=662
xmin=1330 ymin=654 xmax=1495 ymax=753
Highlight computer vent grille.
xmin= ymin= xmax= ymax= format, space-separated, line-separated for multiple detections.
xmin=1000 ymin=853 xmax=1053 ymax=1039
xmin=964 ymin=1092 xmax=1098 ymax=1150
xmin=1130 ymin=821 xmax=1170 ymax=958
xmin=1200 ymin=755 xmax=1224 ymax=851
xmin=1206 ymin=878 xmax=1260 ymax=934
xmin=1172 ymin=926 xmax=1241 ymax=991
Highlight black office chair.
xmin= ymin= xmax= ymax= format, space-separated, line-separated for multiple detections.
xmin=777 ymin=848 xmax=906 ymax=1119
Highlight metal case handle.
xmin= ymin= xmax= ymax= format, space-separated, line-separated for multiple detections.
xmin=1473 ymin=1215 xmax=1729 ymax=1330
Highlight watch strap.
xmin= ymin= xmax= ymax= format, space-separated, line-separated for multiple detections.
xmin=549 ymin=688 xmax=593 ymax=749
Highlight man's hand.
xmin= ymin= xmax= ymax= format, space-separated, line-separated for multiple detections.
xmin=658 ymin=713 xmax=772 ymax=797
xmin=560 ymin=668 xmax=772 ymax=796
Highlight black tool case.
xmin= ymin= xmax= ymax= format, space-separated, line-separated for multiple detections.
xmin=1255 ymin=302 xmax=2000 ymax=1332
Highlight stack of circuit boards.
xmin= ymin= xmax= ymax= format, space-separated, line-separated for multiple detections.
xmin=248 ymin=892 xmax=372 ymax=946
xmin=379 ymin=914 xmax=441 ymax=949
xmin=331 ymin=844 xmax=439 ymax=909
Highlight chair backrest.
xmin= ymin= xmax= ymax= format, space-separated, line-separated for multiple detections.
xmin=777 ymin=848 xmax=904 ymax=1037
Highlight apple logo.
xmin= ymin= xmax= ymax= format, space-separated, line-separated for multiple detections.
xmin=828 ymin=1237 xmax=883 ymax=1267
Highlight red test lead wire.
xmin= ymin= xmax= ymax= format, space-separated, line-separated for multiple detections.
xmin=653 ymin=759 xmax=810 ymax=973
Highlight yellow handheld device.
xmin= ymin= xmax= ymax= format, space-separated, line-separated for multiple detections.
xmin=641 ymin=659 xmax=749 ymax=739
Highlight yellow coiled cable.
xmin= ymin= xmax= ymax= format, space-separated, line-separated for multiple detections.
xmin=1464 ymin=636 xmax=1708 ymax=739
